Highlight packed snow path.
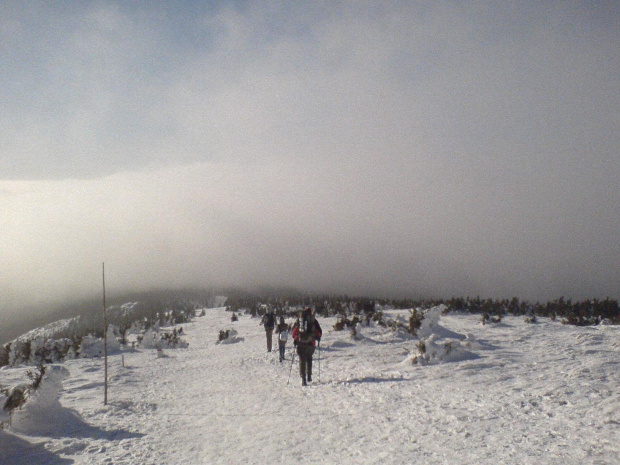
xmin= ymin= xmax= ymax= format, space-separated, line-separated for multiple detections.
xmin=1 ymin=307 xmax=618 ymax=464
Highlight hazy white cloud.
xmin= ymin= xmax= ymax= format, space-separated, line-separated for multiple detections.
xmin=1 ymin=2 xmax=619 ymax=319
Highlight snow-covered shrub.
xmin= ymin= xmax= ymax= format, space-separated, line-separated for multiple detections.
xmin=524 ymin=315 xmax=537 ymax=324
xmin=9 ymin=341 xmax=31 ymax=366
xmin=10 ymin=365 xmax=70 ymax=436
xmin=1 ymin=363 xmax=47 ymax=423
xmin=65 ymin=345 xmax=77 ymax=360
xmin=216 ymin=329 xmax=243 ymax=345
xmin=26 ymin=364 xmax=46 ymax=391
xmin=78 ymin=335 xmax=102 ymax=358
xmin=372 ymin=311 xmax=387 ymax=327
xmin=77 ymin=327 xmax=121 ymax=358
xmin=417 ymin=308 xmax=439 ymax=337
xmin=417 ymin=339 xmax=426 ymax=355
xmin=0 ymin=344 xmax=10 ymax=368
xmin=409 ymin=335 xmax=477 ymax=366
xmin=481 ymin=313 xmax=502 ymax=325
xmin=417 ymin=307 xmax=467 ymax=340
xmin=161 ymin=329 xmax=189 ymax=348
xmin=334 ymin=315 xmax=361 ymax=332
xmin=30 ymin=338 xmax=73 ymax=364
xmin=218 ymin=330 xmax=231 ymax=342
xmin=30 ymin=338 xmax=52 ymax=364
xmin=141 ymin=329 xmax=158 ymax=349
xmin=70 ymin=336 xmax=82 ymax=358
xmin=2 ymin=384 xmax=29 ymax=417
xmin=409 ymin=309 xmax=424 ymax=336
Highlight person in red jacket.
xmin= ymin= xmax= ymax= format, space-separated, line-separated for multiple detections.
xmin=292 ymin=308 xmax=322 ymax=386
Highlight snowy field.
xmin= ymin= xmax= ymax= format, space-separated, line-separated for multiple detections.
xmin=1 ymin=307 xmax=618 ymax=464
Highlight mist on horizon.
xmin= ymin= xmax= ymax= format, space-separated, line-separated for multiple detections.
xmin=1 ymin=2 xmax=619 ymax=324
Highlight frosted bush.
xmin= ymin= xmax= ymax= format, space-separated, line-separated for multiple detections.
xmin=216 ymin=329 xmax=243 ymax=345
xmin=141 ymin=329 xmax=159 ymax=349
xmin=408 ymin=335 xmax=477 ymax=366
xmin=78 ymin=335 xmax=107 ymax=358
xmin=10 ymin=365 xmax=71 ymax=436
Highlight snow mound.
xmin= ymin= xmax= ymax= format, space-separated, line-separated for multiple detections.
xmin=404 ymin=334 xmax=478 ymax=366
xmin=216 ymin=329 xmax=244 ymax=344
xmin=461 ymin=333 xmax=486 ymax=350
xmin=10 ymin=365 xmax=70 ymax=436
xmin=400 ymin=306 xmax=476 ymax=366
xmin=418 ymin=305 xmax=465 ymax=340
xmin=141 ymin=328 xmax=159 ymax=349
xmin=78 ymin=328 xmax=121 ymax=358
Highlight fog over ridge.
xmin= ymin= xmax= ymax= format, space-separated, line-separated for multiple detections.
xmin=1 ymin=2 xmax=618 ymax=322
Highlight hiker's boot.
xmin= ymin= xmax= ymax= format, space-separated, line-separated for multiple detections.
xmin=307 ymin=373 xmax=312 ymax=383
xmin=302 ymin=376 xmax=307 ymax=387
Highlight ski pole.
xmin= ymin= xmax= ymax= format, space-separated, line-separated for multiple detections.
xmin=317 ymin=340 xmax=321 ymax=383
xmin=287 ymin=346 xmax=296 ymax=385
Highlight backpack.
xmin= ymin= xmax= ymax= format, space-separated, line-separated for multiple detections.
xmin=265 ymin=313 xmax=275 ymax=328
xmin=279 ymin=330 xmax=288 ymax=342
xmin=299 ymin=312 xmax=315 ymax=343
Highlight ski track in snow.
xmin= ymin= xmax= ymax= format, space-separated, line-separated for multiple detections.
xmin=1 ymin=308 xmax=618 ymax=464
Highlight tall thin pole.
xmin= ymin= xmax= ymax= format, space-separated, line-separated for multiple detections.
xmin=103 ymin=262 xmax=108 ymax=405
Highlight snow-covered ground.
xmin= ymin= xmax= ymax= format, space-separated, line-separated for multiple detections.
xmin=1 ymin=307 xmax=618 ymax=464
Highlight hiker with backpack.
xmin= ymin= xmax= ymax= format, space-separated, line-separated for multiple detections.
xmin=260 ymin=308 xmax=276 ymax=352
xmin=292 ymin=308 xmax=322 ymax=386
xmin=274 ymin=316 xmax=290 ymax=362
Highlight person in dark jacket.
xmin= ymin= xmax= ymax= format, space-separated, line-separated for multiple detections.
xmin=292 ymin=308 xmax=322 ymax=386
xmin=274 ymin=316 xmax=290 ymax=362
xmin=260 ymin=309 xmax=276 ymax=352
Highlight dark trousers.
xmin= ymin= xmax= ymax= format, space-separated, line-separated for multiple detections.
xmin=297 ymin=343 xmax=315 ymax=379
xmin=265 ymin=328 xmax=273 ymax=352
xmin=278 ymin=341 xmax=286 ymax=361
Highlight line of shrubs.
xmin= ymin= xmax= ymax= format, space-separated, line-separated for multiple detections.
xmin=224 ymin=289 xmax=619 ymax=326
xmin=0 ymin=294 xmax=202 ymax=368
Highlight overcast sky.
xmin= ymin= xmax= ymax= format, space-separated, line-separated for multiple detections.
xmin=1 ymin=1 xmax=619 ymax=319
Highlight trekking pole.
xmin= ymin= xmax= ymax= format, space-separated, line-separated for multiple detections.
xmin=318 ymin=340 xmax=321 ymax=383
xmin=287 ymin=347 xmax=296 ymax=385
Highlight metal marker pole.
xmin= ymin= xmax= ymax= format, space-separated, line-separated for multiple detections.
xmin=103 ymin=263 xmax=108 ymax=405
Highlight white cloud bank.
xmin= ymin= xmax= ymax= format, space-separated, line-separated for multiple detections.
xmin=1 ymin=2 xmax=618 ymax=316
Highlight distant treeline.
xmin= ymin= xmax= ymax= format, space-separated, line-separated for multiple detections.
xmin=443 ymin=296 xmax=619 ymax=325
xmin=225 ymin=289 xmax=619 ymax=326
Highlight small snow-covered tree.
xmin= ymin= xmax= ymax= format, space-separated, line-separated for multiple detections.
xmin=9 ymin=341 xmax=32 ymax=366
xmin=2 ymin=364 xmax=47 ymax=417
xmin=26 ymin=364 xmax=47 ymax=391
xmin=409 ymin=309 xmax=424 ymax=336
xmin=218 ymin=330 xmax=230 ymax=342
xmin=0 ymin=343 xmax=10 ymax=367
